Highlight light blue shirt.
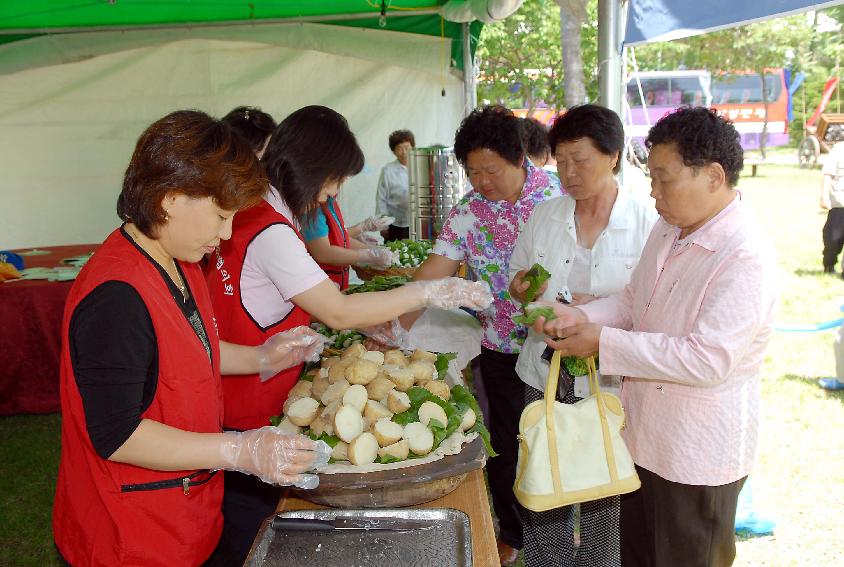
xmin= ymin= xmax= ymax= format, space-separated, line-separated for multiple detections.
xmin=301 ymin=197 xmax=343 ymax=242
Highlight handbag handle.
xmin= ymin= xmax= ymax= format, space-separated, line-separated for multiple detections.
xmin=544 ymin=352 xmax=620 ymax=493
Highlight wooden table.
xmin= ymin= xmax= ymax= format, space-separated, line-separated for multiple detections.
xmin=276 ymin=468 xmax=498 ymax=567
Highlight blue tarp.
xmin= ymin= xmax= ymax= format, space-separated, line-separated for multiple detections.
xmin=625 ymin=0 xmax=844 ymax=46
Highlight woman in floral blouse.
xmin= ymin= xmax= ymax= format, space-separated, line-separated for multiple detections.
xmin=403 ymin=105 xmax=562 ymax=565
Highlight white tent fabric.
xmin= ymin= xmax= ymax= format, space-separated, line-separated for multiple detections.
xmin=0 ymin=23 xmax=464 ymax=248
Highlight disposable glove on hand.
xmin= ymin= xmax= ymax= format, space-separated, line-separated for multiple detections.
xmin=360 ymin=215 xmax=395 ymax=232
xmin=356 ymin=246 xmax=397 ymax=269
xmin=257 ymin=326 xmax=330 ymax=382
xmin=219 ymin=427 xmax=331 ymax=489
xmin=406 ymin=278 xmax=493 ymax=311
xmin=359 ymin=318 xmax=413 ymax=350
xmin=357 ymin=231 xmax=385 ymax=247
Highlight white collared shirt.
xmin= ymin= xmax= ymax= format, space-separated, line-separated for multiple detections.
xmin=509 ymin=186 xmax=658 ymax=392
xmin=375 ymin=160 xmax=410 ymax=227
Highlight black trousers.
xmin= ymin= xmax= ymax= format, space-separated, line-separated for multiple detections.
xmin=620 ymin=465 xmax=746 ymax=567
xmin=822 ymin=207 xmax=844 ymax=273
xmin=478 ymin=347 xmax=526 ymax=550
xmin=387 ymin=224 xmax=410 ymax=241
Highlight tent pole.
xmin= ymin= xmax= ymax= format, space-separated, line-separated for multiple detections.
xmin=597 ymin=0 xmax=626 ymax=116
xmin=462 ymin=22 xmax=477 ymax=117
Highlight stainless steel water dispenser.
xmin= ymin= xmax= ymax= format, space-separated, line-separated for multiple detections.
xmin=407 ymin=147 xmax=468 ymax=241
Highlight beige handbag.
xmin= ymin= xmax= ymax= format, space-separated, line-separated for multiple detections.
xmin=514 ymin=351 xmax=640 ymax=512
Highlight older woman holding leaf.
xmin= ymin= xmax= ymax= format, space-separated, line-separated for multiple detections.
xmin=508 ymin=104 xmax=656 ymax=567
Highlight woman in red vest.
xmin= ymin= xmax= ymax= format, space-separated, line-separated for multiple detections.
xmin=207 ymin=104 xmax=493 ymax=562
xmin=53 ymin=111 xmax=331 ymax=567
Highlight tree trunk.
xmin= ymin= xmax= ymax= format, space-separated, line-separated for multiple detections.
xmin=759 ymin=70 xmax=769 ymax=159
xmin=557 ymin=1 xmax=588 ymax=108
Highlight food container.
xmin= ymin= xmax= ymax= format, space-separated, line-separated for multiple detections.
xmin=245 ymin=508 xmax=473 ymax=567
xmin=290 ymin=437 xmax=487 ymax=508
xmin=407 ymin=147 xmax=468 ymax=241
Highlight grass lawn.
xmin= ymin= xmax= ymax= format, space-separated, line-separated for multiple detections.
xmin=1 ymin=162 xmax=843 ymax=566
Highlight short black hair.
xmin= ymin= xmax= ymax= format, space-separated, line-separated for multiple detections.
xmin=262 ymin=105 xmax=364 ymax=219
xmin=221 ymin=106 xmax=277 ymax=154
xmin=453 ymin=105 xmax=524 ymax=167
xmin=646 ymin=106 xmax=743 ymax=186
xmin=388 ymin=130 xmax=415 ymax=151
xmin=549 ymin=104 xmax=624 ymax=174
xmin=520 ymin=118 xmax=549 ymax=164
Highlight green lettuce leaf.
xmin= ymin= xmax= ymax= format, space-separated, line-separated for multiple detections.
xmin=451 ymin=384 xmax=498 ymax=457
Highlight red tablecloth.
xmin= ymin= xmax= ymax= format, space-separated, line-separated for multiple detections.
xmin=0 ymin=244 xmax=98 ymax=415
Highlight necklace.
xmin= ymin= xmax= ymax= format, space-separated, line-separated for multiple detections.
xmin=129 ymin=226 xmax=187 ymax=302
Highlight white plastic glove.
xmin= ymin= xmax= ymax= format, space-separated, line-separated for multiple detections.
xmin=360 ymin=215 xmax=395 ymax=232
xmin=357 ymin=231 xmax=385 ymax=247
xmin=256 ymin=326 xmax=330 ymax=382
xmin=219 ymin=427 xmax=331 ymax=488
xmin=406 ymin=278 xmax=493 ymax=311
xmin=355 ymin=246 xmax=397 ymax=269
xmin=358 ymin=318 xmax=413 ymax=350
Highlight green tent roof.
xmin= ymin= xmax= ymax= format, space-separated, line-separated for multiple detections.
xmin=0 ymin=1 xmax=482 ymax=70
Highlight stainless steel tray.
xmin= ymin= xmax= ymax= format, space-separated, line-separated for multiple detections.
xmin=245 ymin=508 xmax=472 ymax=567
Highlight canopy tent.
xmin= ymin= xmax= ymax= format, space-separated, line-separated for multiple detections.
xmin=0 ymin=1 xmax=522 ymax=249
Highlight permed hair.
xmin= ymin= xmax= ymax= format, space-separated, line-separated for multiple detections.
xmin=453 ymin=105 xmax=524 ymax=167
xmin=221 ymin=106 xmax=277 ymax=154
xmin=117 ymin=110 xmax=267 ymax=236
xmin=548 ymin=104 xmax=624 ymax=174
xmin=388 ymin=130 xmax=416 ymax=151
xmin=646 ymin=106 xmax=744 ymax=186
xmin=520 ymin=118 xmax=550 ymax=164
xmin=262 ymin=105 xmax=365 ymax=219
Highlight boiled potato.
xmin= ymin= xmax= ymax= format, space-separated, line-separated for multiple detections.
xmin=328 ymin=361 xmax=350 ymax=384
xmin=410 ymin=349 xmax=438 ymax=364
xmin=320 ymin=379 xmax=350 ymax=405
xmin=361 ymin=350 xmax=385 ymax=365
xmin=363 ymin=400 xmax=393 ymax=426
xmin=383 ymin=349 xmax=409 ymax=367
xmin=366 ymin=376 xmax=396 ymax=401
xmin=288 ymin=380 xmax=313 ymax=399
xmin=408 ymin=361 xmax=436 ymax=383
xmin=334 ymin=405 xmax=364 ymax=443
xmin=286 ymin=397 xmax=320 ymax=427
xmin=345 ymin=359 xmax=379 ymax=386
xmin=340 ymin=342 xmax=366 ymax=363
xmin=423 ymin=380 xmax=451 ymax=401
xmin=321 ymin=399 xmax=342 ymax=422
xmin=460 ymin=407 xmax=477 ymax=431
xmin=384 ymin=366 xmax=415 ymax=391
xmin=373 ymin=418 xmax=404 ymax=447
xmin=348 ymin=432 xmax=379 ymax=465
xmin=275 ymin=416 xmax=301 ymax=435
xmin=387 ymin=389 xmax=411 ymax=414
xmin=377 ymin=439 xmax=409 ymax=461
xmin=282 ymin=394 xmax=303 ymax=415
xmin=403 ymin=422 xmax=434 ymax=456
xmin=342 ymin=384 xmax=368 ymax=412
xmin=309 ymin=415 xmax=334 ymax=437
xmin=331 ymin=440 xmax=349 ymax=461
xmin=418 ymin=401 xmax=448 ymax=429
xmin=321 ymin=356 xmax=342 ymax=369
xmin=311 ymin=374 xmax=330 ymax=399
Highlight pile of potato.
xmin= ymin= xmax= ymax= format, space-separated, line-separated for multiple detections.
xmin=276 ymin=343 xmax=476 ymax=467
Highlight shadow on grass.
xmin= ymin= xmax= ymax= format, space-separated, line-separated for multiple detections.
xmin=780 ymin=373 xmax=844 ymax=403
xmin=793 ymin=268 xmax=833 ymax=277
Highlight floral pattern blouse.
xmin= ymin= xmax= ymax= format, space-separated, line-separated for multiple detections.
xmin=433 ymin=162 xmax=563 ymax=353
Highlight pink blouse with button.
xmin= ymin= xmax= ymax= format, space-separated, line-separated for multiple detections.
xmin=578 ymin=197 xmax=778 ymax=486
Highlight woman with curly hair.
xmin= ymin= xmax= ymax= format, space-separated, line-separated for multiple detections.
xmin=403 ymin=104 xmax=562 ymax=565
xmin=534 ymin=106 xmax=778 ymax=567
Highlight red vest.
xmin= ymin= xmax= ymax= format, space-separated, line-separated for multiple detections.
xmin=207 ymin=200 xmax=311 ymax=430
xmin=319 ymin=199 xmax=350 ymax=290
xmin=53 ymin=229 xmax=224 ymax=567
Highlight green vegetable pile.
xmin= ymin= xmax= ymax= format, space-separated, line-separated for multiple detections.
xmin=522 ymin=263 xmax=551 ymax=304
xmin=512 ymin=305 xmax=557 ymax=326
xmin=345 ymin=275 xmax=410 ymax=294
xmin=384 ymin=239 xmax=432 ymax=267
xmin=310 ymin=323 xmax=366 ymax=350
xmin=562 ymin=356 xmax=590 ymax=377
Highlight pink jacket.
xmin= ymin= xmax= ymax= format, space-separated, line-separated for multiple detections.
xmin=579 ymin=197 xmax=778 ymax=486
